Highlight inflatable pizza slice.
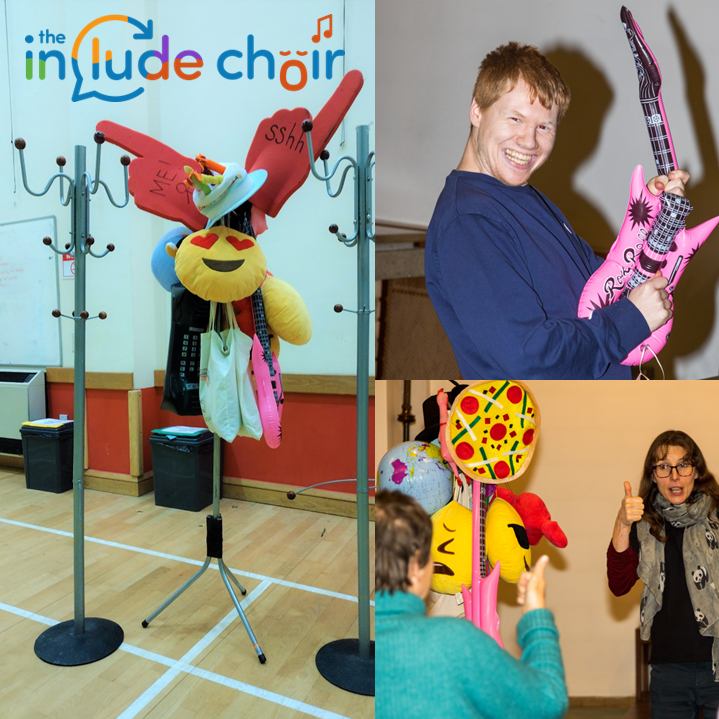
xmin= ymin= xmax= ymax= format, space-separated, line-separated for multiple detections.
xmin=443 ymin=381 xmax=541 ymax=645
xmin=445 ymin=381 xmax=540 ymax=484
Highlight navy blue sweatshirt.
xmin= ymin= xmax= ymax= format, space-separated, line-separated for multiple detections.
xmin=425 ymin=171 xmax=650 ymax=379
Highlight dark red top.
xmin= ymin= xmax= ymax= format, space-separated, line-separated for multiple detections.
xmin=606 ymin=539 xmax=640 ymax=595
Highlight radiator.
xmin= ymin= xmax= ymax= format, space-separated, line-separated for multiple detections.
xmin=0 ymin=370 xmax=46 ymax=453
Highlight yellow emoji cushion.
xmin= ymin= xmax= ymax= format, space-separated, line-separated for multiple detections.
xmin=486 ymin=498 xmax=531 ymax=583
xmin=445 ymin=381 xmax=540 ymax=483
xmin=430 ymin=500 xmax=473 ymax=595
xmin=261 ymin=274 xmax=312 ymax=346
xmin=171 ymin=227 xmax=267 ymax=303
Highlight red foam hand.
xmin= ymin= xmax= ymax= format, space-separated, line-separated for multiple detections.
xmin=311 ymin=68 xmax=364 ymax=160
xmin=96 ymin=120 xmax=206 ymax=231
xmin=245 ymin=69 xmax=364 ymax=218
xmin=245 ymin=107 xmax=311 ymax=218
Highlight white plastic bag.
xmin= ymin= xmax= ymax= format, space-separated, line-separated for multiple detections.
xmin=199 ymin=302 xmax=240 ymax=442
xmin=227 ymin=306 xmax=262 ymax=440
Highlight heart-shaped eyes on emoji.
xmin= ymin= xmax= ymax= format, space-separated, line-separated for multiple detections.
xmin=189 ymin=232 xmax=255 ymax=252
xmin=190 ymin=232 xmax=220 ymax=249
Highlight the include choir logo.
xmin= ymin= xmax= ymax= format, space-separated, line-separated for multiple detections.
xmin=24 ymin=13 xmax=343 ymax=102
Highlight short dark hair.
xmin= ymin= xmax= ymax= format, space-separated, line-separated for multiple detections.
xmin=638 ymin=430 xmax=719 ymax=541
xmin=376 ymin=490 xmax=433 ymax=594
xmin=473 ymin=42 xmax=571 ymax=123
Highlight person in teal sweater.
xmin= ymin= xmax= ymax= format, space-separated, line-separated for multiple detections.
xmin=376 ymin=489 xmax=568 ymax=719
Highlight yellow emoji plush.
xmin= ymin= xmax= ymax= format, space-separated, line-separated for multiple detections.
xmin=166 ymin=226 xmax=311 ymax=350
xmin=430 ymin=500 xmax=473 ymax=595
xmin=486 ymin=497 xmax=531 ymax=583
xmin=169 ymin=227 xmax=267 ymax=303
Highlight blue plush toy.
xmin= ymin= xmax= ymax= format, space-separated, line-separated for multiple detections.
xmin=151 ymin=226 xmax=188 ymax=291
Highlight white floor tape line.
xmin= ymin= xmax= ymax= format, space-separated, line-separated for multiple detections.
xmin=0 ymin=516 xmax=374 ymax=606
xmin=115 ymin=604 xmax=244 ymax=719
xmin=183 ymin=664 xmax=353 ymax=719
xmin=0 ymin=583 xmax=352 ymax=719
xmin=0 ymin=601 xmax=58 ymax=627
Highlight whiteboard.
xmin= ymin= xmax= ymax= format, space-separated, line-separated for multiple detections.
xmin=0 ymin=217 xmax=61 ymax=366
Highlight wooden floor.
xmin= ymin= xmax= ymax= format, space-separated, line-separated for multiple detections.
xmin=565 ymin=709 xmax=628 ymax=719
xmin=622 ymin=697 xmax=650 ymax=719
xmin=0 ymin=469 xmax=375 ymax=719
xmin=623 ymin=697 xmax=707 ymax=718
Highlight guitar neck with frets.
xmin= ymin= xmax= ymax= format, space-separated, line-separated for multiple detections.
xmin=478 ymin=481 xmax=486 ymax=579
xmin=641 ymin=98 xmax=675 ymax=176
xmin=620 ymin=5 xmax=691 ymax=294
xmin=222 ymin=203 xmax=279 ymax=384
xmin=251 ymin=288 xmax=276 ymax=379
xmin=622 ymin=5 xmax=678 ymax=177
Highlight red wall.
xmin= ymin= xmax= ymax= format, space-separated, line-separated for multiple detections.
xmin=48 ymin=382 xmax=375 ymax=495
xmin=47 ymin=385 xmax=131 ymax=474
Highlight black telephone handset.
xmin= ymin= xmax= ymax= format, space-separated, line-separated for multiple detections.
xmin=161 ymin=284 xmax=211 ymax=416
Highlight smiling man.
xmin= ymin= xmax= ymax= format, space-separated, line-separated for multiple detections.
xmin=425 ymin=42 xmax=686 ymax=379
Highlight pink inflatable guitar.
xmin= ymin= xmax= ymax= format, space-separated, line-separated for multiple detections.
xmin=578 ymin=7 xmax=719 ymax=365
xmin=461 ymin=480 xmax=503 ymax=647
xmin=435 ymin=388 xmax=502 ymax=645
xmin=250 ymin=287 xmax=283 ymax=449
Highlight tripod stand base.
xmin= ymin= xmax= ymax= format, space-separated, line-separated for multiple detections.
xmin=34 ymin=618 xmax=124 ymax=666
xmin=315 ymin=638 xmax=375 ymax=696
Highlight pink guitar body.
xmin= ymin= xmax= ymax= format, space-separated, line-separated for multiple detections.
xmin=462 ymin=562 xmax=502 ymax=647
xmin=462 ymin=481 xmax=502 ymax=646
xmin=439 ymin=389 xmax=501 ymax=643
xmin=578 ymin=165 xmax=719 ymax=365
xmin=251 ymin=334 xmax=283 ymax=449
xmin=578 ymin=7 xmax=719 ymax=365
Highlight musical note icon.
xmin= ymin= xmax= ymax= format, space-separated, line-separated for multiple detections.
xmin=312 ymin=14 xmax=333 ymax=43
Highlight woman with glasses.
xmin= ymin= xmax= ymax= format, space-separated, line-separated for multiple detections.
xmin=607 ymin=430 xmax=719 ymax=718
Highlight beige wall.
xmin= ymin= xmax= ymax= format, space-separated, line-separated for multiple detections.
xmin=377 ymin=380 xmax=433 ymax=453
xmin=376 ymin=379 xmax=719 ymax=698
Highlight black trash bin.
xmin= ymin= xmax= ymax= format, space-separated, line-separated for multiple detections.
xmin=20 ymin=419 xmax=74 ymax=493
xmin=149 ymin=427 xmax=215 ymax=512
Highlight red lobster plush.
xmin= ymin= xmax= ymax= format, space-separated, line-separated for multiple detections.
xmin=495 ymin=486 xmax=568 ymax=548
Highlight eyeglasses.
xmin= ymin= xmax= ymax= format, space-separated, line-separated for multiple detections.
xmin=653 ymin=461 xmax=695 ymax=479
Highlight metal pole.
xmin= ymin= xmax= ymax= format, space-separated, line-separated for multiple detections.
xmin=72 ymin=145 xmax=87 ymax=634
xmin=213 ymin=430 xmax=221 ymax=518
xmin=305 ymin=118 xmax=374 ymax=694
xmin=355 ymin=125 xmax=370 ymax=660
xmin=17 ymin=134 xmax=126 ymax=665
xmin=141 ymin=426 xmax=265 ymax=662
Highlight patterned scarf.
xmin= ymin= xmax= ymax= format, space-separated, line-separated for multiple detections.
xmin=637 ymin=493 xmax=719 ymax=678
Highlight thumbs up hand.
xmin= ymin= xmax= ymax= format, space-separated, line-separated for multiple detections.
xmin=517 ymin=555 xmax=550 ymax=614
xmin=618 ymin=481 xmax=645 ymax=527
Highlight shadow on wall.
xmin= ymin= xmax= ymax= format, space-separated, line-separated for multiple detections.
xmin=532 ymin=45 xmax=670 ymax=377
xmin=531 ymin=47 xmax=616 ymax=257
xmin=535 ymin=16 xmax=719 ymax=379
xmin=656 ymin=8 xmax=719 ymax=376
